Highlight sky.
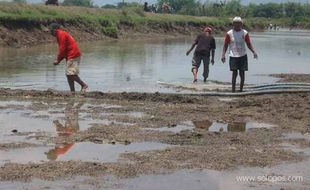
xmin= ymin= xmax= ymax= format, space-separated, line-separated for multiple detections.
xmin=1 ymin=0 xmax=309 ymax=6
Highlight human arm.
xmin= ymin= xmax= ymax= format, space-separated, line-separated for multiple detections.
xmin=186 ymin=43 xmax=196 ymax=56
xmin=221 ymin=34 xmax=230 ymax=63
xmin=245 ymin=33 xmax=258 ymax=59
xmin=186 ymin=36 xmax=198 ymax=56
xmin=54 ymin=31 xmax=67 ymax=65
xmin=211 ymin=49 xmax=215 ymax=65
xmin=211 ymin=37 xmax=216 ymax=65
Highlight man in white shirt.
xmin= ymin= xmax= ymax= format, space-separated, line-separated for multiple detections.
xmin=221 ymin=17 xmax=258 ymax=92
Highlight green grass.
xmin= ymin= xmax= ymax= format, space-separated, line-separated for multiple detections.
xmin=0 ymin=2 xmax=291 ymax=38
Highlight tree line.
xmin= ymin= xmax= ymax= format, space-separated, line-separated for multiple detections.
xmin=155 ymin=0 xmax=310 ymax=18
xmin=12 ymin=0 xmax=310 ymax=19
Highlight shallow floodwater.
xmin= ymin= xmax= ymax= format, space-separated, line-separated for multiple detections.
xmin=0 ymin=29 xmax=310 ymax=92
xmin=0 ymin=99 xmax=136 ymax=144
xmin=144 ymin=120 xmax=274 ymax=133
xmin=193 ymin=120 xmax=274 ymax=132
xmin=1 ymin=157 xmax=309 ymax=190
xmin=0 ymin=142 xmax=170 ymax=165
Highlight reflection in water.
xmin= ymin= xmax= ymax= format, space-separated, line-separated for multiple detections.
xmin=46 ymin=101 xmax=83 ymax=161
xmin=193 ymin=120 xmax=272 ymax=132
xmin=227 ymin=122 xmax=246 ymax=132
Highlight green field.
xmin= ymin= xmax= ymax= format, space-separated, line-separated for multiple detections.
xmin=0 ymin=2 xmax=277 ymax=38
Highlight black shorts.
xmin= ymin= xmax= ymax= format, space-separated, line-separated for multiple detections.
xmin=192 ymin=53 xmax=210 ymax=72
xmin=229 ymin=55 xmax=248 ymax=71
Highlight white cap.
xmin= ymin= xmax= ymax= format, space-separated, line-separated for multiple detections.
xmin=232 ymin=17 xmax=243 ymax=23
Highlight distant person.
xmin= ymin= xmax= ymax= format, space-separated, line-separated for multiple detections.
xmin=269 ymin=23 xmax=273 ymax=31
xmin=45 ymin=0 xmax=58 ymax=6
xmin=162 ymin=2 xmax=170 ymax=14
xmin=186 ymin=27 xmax=216 ymax=83
xmin=144 ymin=2 xmax=150 ymax=12
xmin=221 ymin=17 xmax=258 ymax=92
xmin=50 ymin=23 xmax=88 ymax=93
xmin=150 ymin=4 xmax=157 ymax=13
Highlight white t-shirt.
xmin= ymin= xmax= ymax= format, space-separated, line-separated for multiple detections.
xmin=224 ymin=29 xmax=251 ymax=58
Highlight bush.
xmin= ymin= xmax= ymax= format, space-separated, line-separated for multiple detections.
xmin=102 ymin=26 xmax=118 ymax=38
xmin=12 ymin=0 xmax=27 ymax=3
xmin=63 ymin=0 xmax=93 ymax=7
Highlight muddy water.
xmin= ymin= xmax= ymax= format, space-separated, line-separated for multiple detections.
xmin=2 ymin=157 xmax=309 ymax=190
xmin=145 ymin=120 xmax=274 ymax=133
xmin=117 ymin=158 xmax=310 ymax=190
xmin=0 ymin=99 xmax=172 ymax=166
xmin=0 ymin=30 xmax=310 ymax=92
xmin=0 ymin=142 xmax=171 ymax=164
xmin=193 ymin=120 xmax=274 ymax=132
xmin=0 ymin=99 xmax=135 ymax=144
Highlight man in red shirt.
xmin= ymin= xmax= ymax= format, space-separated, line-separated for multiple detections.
xmin=221 ymin=17 xmax=258 ymax=92
xmin=50 ymin=23 xmax=88 ymax=93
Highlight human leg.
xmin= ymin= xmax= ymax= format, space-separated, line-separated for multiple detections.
xmin=66 ymin=75 xmax=75 ymax=92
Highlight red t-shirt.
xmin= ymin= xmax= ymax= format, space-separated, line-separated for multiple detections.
xmin=56 ymin=29 xmax=81 ymax=63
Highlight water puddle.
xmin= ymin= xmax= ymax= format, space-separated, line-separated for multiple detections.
xmin=100 ymin=111 xmax=146 ymax=119
xmin=144 ymin=121 xmax=274 ymax=133
xmin=280 ymin=143 xmax=310 ymax=156
xmin=80 ymin=103 xmax=123 ymax=110
xmin=193 ymin=120 xmax=274 ymax=132
xmin=0 ymin=100 xmax=32 ymax=108
xmin=1 ymin=151 xmax=309 ymax=190
xmin=115 ymin=160 xmax=309 ymax=190
xmin=0 ymin=176 xmax=113 ymax=190
xmin=281 ymin=132 xmax=310 ymax=141
xmin=157 ymin=81 xmax=231 ymax=92
xmin=0 ymin=142 xmax=171 ymax=165
xmin=144 ymin=122 xmax=194 ymax=133
xmin=0 ymin=100 xmax=132 ymax=144
xmin=1 ymin=157 xmax=309 ymax=190
xmin=218 ymin=98 xmax=237 ymax=102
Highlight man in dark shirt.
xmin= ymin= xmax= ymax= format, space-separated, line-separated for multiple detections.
xmin=186 ymin=27 xmax=216 ymax=83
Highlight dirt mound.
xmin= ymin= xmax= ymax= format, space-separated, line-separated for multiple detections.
xmin=271 ymin=73 xmax=310 ymax=83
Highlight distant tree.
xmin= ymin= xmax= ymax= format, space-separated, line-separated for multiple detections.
xmin=102 ymin=4 xmax=117 ymax=9
xmin=117 ymin=2 xmax=140 ymax=8
xmin=249 ymin=3 xmax=283 ymax=18
xmin=45 ymin=0 xmax=59 ymax=6
xmin=12 ymin=0 xmax=26 ymax=3
xmin=284 ymin=2 xmax=304 ymax=17
xmin=63 ymin=0 xmax=93 ymax=7
xmin=157 ymin=0 xmax=201 ymax=15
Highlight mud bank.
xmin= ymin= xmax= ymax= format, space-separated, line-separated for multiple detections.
xmin=0 ymin=20 xmax=202 ymax=48
xmin=0 ymin=3 xmax=267 ymax=48
xmin=271 ymin=73 xmax=310 ymax=83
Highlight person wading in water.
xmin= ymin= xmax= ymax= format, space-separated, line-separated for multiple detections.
xmin=50 ymin=23 xmax=88 ymax=93
xmin=221 ymin=17 xmax=258 ymax=92
xmin=186 ymin=27 xmax=216 ymax=83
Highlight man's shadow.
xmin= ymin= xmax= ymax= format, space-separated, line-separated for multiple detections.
xmin=45 ymin=101 xmax=83 ymax=161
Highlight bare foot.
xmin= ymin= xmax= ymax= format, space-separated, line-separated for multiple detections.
xmin=81 ymin=85 xmax=88 ymax=93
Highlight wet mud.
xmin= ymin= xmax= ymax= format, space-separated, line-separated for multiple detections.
xmin=271 ymin=73 xmax=310 ymax=83
xmin=0 ymin=86 xmax=309 ymax=189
